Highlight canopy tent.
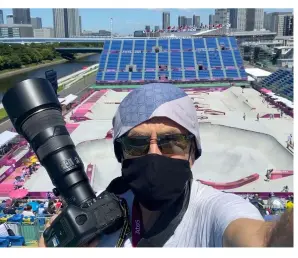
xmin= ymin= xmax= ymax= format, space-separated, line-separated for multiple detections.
xmin=265 ymin=92 xmax=294 ymax=109
xmin=0 ymin=131 xmax=18 ymax=148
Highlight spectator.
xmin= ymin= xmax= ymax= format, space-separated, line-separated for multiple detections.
xmin=39 ymin=83 xmax=293 ymax=247
xmin=22 ymin=205 xmax=35 ymax=217
xmin=38 ymin=203 xmax=45 ymax=216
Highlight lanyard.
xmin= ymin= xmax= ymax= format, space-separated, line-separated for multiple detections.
xmin=131 ymin=198 xmax=143 ymax=247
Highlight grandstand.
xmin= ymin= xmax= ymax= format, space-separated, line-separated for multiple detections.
xmin=96 ymin=37 xmax=247 ymax=84
xmin=258 ymin=69 xmax=294 ymax=101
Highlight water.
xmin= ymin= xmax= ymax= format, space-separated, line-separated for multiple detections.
xmin=0 ymin=54 xmax=100 ymax=101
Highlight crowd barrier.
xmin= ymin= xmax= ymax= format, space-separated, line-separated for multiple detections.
xmin=1 ymin=215 xmax=53 ymax=245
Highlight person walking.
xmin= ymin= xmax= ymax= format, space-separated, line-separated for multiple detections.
xmin=256 ymin=113 xmax=260 ymax=121
xmin=243 ymin=113 xmax=246 ymax=121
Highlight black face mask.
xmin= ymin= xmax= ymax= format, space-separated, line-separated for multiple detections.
xmin=121 ymin=154 xmax=193 ymax=211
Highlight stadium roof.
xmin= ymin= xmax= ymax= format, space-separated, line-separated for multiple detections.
xmin=0 ymin=131 xmax=18 ymax=148
xmin=245 ymin=68 xmax=272 ymax=78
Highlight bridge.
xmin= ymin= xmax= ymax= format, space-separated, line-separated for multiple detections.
xmin=0 ymin=37 xmax=156 ymax=44
xmin=55 ymin=47 xmax=103 ymax=59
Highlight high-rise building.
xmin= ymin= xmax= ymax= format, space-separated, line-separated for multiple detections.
xmin=145 ymin=25 xmax=150 ymax=32
xmin=31 ymin=17 xmax=42 ymax=29
xmin=209 ymin=14 xmax=215 ymax=25
xmin=6 ymin=15 xmax=14 ymax=26
xmin=266 ymin=12 xmax=293 ymax=36
xmin=34 ymin=27 xmax=54 ymax=38
xmin=79 ymin=16 xmax=82 ymax=36
xmin=0 ymin=10 xmax=4 ymax=24
xmin=229 ymin=9 xmax=246 ymax=31
xmin=284 ymin=15 xmax=293 ymax=36
xmin=154 ymin=26 xmax=160 ymax=32
xmin=215 ymin=9 xmax=230 ymax=25
xmin=246 ymin=9 xmax=264 ymax=31
xmin=162 ymin=12 xmax=170 ymax=30
xmin=186 ymin=18 xmax=192 ymax=26
xmin=178 ymin=16 xmax=186 ymax=27
xmin=13 ymin=8 xmax=31 ymax=24
xmin=193 ymin=15 xmax=200 ymax=27
xmin=53 ymin=8 xmax=80 ymax=38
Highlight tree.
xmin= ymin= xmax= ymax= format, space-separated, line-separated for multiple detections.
xmin=10 ymin=54 xmax=22 ymax=68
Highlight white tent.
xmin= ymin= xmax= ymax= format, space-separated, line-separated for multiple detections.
xmin=0 ymin=131 xmax=18 ymax=148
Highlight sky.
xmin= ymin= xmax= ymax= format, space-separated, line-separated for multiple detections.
xmin=1 ymin=8 xmax=294 ymax=35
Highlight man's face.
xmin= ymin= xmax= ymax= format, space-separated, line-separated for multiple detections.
xmin=121 ymin=117 xmax=195 ymax=167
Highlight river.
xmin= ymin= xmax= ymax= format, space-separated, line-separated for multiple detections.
xmin=0 ymin=54 xmax=100 ymax=101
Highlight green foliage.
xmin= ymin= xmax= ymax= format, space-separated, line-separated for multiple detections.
xmin=0 ymin=42 xmax=101 ymax=71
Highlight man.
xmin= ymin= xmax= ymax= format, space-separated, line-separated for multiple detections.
xmin=39 ymin=83 xmax=293 ymax=247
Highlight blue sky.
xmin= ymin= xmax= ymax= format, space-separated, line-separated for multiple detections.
xmin=1 ymin=8 xmax=293 ymax=35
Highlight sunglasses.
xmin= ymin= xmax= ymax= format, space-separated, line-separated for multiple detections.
xmin=116 ymin=133 xmax=194 ymax=157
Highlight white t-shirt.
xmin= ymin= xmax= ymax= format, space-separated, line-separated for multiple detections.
xmin=22 ymin=211 xmax=35 ymax=217
xmin=96 ymin=180 xmax=263 ymax=247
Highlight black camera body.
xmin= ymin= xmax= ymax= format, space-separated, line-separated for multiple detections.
xmin=44 ymin=192 xmax=124 ymax=247
xmin=2 ymin=78 xmax=125 ymax=247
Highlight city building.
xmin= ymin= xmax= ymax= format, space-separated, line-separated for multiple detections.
xmin=186 ymin=18 xmax=192 ymax=26
xmin=12 ymin=8 xmax=31 ymax=24
xmin=193 ymin=15 xmax=200 ymax=27
xmin=229 ymin=8 xmax=246 ymax=31
xmin=154 ymin=26 xmax=160 ymax=32
xmin=81 ymin=30 xmax=111 ymax=37
xmin=53 ymin=8 xmax=80 ymax=38
xmin=6 ymin=15 xmax=14 ymax=26
xmin=178 ymin=16 xmax=186 ymax=27
xmin=215 ymin=9 xmax=230 ymax=25
xmin=33 ymin=27 xmax=54 ymax=38
xmin=284 ymin=15 xmax=293 ymax=36
xmin=0 ymin=24 xmax=34 ymax=38
xmin=209 ymin=14 xmax=215 ymax=25
xmin=246 ymin=9 xmax=264 ymax=31
xmin=145 ymin=25 xmax=150 ymax=32
xmin=31 ymin=17 xmax=42 ymax=29
xmin=134 ymin=30 xmax=160 ymax=37
xmin=265 ymin=12 xmax=293 ymax=36
xmin=79 ymin=16 xmax=82 ymax=36
xmin=162 ymin=12 xmax=170 ymax=30
xmin=0 ymin=10 xmax=4 ymax=24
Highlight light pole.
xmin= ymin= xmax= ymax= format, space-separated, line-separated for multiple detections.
xmin=110 ymin=18 xmax=113 ymax=38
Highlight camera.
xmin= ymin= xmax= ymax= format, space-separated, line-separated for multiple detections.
xmin=2 ymin=78 xmax=125 ymax=247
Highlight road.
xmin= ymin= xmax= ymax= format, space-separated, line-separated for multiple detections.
xmin=0 ymin=72 xmax=96 ymax=133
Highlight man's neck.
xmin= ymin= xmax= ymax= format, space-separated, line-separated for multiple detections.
xmin=139 ymin=204 xmax=161 ymax=232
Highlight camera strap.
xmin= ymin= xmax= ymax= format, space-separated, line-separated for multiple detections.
xmin=115 ymin=198 xmax=131 ymax=247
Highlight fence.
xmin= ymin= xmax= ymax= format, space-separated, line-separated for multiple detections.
xmin=3 ymin=216 xmax=53 ymax=245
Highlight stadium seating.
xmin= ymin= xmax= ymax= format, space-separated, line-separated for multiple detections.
xmin=259 ymin=69 xmax=293 ymax=101
xmin=96 ymin=37 xmax=246 ymax=84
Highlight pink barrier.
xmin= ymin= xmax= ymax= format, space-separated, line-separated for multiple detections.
xmin=270 ymin=170 xmax=293 ymax=180
xmin=197 ymin=173 xmax=260 ymax=190
xmin=66 ymin=123 xmax=80 ymax=134
xmin=261 ymin=114 xmax=281 ymax=119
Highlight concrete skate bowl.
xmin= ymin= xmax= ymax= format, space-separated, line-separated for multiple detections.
xmin=76 ymin=138 xmax=121 ymax=193
xmin=192 ymin=123 xmax=293 ymax=191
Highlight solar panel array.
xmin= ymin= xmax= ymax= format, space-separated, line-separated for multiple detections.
xmin=96 ymin=37 xmax=247 ymax=84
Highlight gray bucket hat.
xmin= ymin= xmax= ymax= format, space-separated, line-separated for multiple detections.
xmin=112 ymin=83 xmax=201 ymax=162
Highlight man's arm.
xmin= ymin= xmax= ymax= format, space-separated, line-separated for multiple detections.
xmin=223 ymin=209 xmax=293 ymax=247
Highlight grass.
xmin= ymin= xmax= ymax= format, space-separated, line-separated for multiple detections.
xmin=0 ymin=108 xmax=7 ymax=120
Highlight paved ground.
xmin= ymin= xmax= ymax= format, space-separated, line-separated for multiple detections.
xmin=24 ymin=87 xmax=294 ymax=193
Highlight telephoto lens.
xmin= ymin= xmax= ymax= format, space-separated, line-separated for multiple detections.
xmin=2 ymin=78 xmax=96 ymax=206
